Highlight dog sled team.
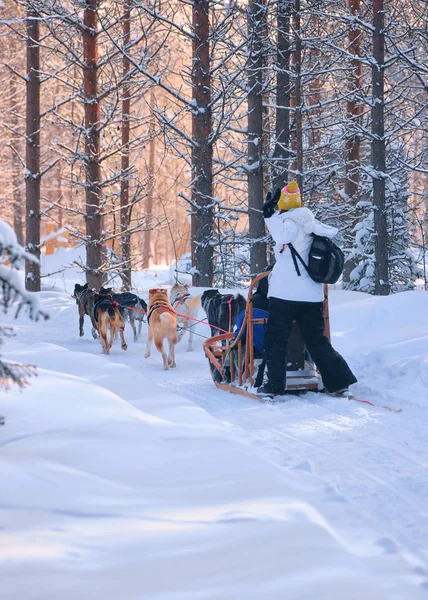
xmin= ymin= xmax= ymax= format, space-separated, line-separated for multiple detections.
xmin=73 ymin=279 xmax=246 ymax=370
xmin=73 ymin=180 xmax=357 ymax=399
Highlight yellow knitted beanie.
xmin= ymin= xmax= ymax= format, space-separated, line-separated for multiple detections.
xmin=277 ymin=181 xmax=302 ymax=211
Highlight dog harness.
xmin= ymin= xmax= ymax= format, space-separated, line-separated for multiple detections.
xmin=73 ymin=288 xmax=94 ymax=317
xmin=93 ymin=297 xmax=118 ymax=323
xmin=73 ymin=288 xmax=89 ymax=304
xmin=147 ymin=301 xmax=171 ymax=324
xmin=171 ymin=292 xmax=191 ymax=311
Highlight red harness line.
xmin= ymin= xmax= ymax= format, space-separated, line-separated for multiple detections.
xmin=125 ymin=304 xmax=230 ymax=334
xmin=346 ymin=396 xmax=403 ymax=413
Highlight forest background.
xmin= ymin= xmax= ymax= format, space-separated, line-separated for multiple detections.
xmin=0 ymin=0 xmax=426 ymax=294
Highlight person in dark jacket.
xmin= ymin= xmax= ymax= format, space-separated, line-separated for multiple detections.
xmin=258 ymin=180 xmax=357 ymax=400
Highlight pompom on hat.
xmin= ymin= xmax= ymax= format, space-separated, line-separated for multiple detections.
xmin=277 ymin=180 xmax=302 ymax=211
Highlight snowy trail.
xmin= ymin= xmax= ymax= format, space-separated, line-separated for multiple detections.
xmin=8 ymin=292 xmax=428 ymax=563
xmin=1 ymin=287 xmax=428 ymax=598
xmin=163 ymin=379 xmax=428 ymax=564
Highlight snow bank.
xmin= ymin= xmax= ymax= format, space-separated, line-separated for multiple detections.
xmin=0 ymin=361 xmax=416 ymax=600
xmin=329 ymin=290 xmax=428 ymax=410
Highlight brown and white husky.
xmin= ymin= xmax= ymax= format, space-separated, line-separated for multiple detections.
xmin=144 ymin=288 xmax=178 ymax=370
xmin=93 ymin=293 xmax=127 ymax=355
xmin=169 ymin=283 xmax=201 ymax=352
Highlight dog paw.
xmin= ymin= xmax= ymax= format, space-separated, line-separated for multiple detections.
xmin=79 ymin=331 xmax=84 ymax=337
xmin=186 ymin=347 xmax=193 ymax=352
xmin=144 ymin=352 xmax=151 ymax=359
xmin=121 ymin=344 xmax=128 ymax=351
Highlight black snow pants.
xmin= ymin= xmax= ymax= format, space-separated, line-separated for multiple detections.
xmin=265 ymin=297 xmax=357 ymax=395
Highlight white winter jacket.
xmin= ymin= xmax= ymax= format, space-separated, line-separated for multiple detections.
xmin=265 ymin=207 xmax=338 ymax=302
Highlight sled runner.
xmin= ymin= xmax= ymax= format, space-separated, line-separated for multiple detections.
xmin=203 ymin=272 xmax=330 ymax=402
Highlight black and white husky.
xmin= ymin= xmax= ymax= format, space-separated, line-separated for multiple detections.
xmin=201 ymin=289 xmax=246 ymax=338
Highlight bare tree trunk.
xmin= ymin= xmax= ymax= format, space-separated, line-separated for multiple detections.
xmin=307 ymin=15 xmax=322 ymax=151
xmin=57 ymin=163 xmax=63 ymax=227
xmin=10 ymin=76 xmax=24 ymax=246
xmin=25 ymin=5 xmax=41 ymax=291
xmin=247 ymin=0 xmax=267 ymax=275
xmin=343 ymin=0 xmax=362 ymax=282
xmin=372 ymin=0 xmax=389 ymax=295
xmin=143 ymin=87 xmax=156 ymax=270
xmin=83 ymin=0 xmax=103 ymax=290
xmin=290 ymin=0 xmax=303 ymax=190
xmin=273 ymin=0 xmax=292 ymax=190
xmin=120 ymin=0 xmax=132 ymax=289
xmin=191 ymin=0 xmax=213 ymax=286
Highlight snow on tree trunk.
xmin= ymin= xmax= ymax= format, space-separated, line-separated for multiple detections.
xmin=83 ymin=0 xmax=103 ymax=291
xmin=342 ymin=0 xmax=362 ymax=283
xmin=371 ymin=0 xmax=389 ymax=295
xmin=143 ymin=88 xmax=156 ymax=271
xmin=120 ymin=0 xmax=132 ymax=290
xmin=247 ymin=0 xmax=267 ymax=275
xmin=25 ymin=5 xmax=41 ymax=292
xmin=272 ymin=0 xmax=292 ymax=190
xmin=191 ymin=0 xmax=214 ymax=287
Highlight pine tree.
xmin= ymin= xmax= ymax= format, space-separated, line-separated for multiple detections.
xmin=385 ymin=144 xmax=421 ymax=292
xmin=0 ymin=218 xmax=47 ymax=394
xmin=347 ymin=143 xmax=420 ymax=293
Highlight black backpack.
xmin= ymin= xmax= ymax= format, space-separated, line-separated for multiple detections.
xmin=287 ymin=234 xmax=344 ymax=284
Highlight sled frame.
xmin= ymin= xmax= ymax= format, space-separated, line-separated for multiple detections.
xmin=203 ymin=273 xmax=330 ymax=402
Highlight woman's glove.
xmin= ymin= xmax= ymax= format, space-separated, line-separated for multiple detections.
xmin=263 ymin=188 xmax=281 ymax=219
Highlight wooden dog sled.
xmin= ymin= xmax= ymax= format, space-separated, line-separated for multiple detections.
xmin=203 ymin=272 xmax=330 ymax=403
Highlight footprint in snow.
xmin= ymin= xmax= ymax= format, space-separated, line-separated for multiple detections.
xmin=323 ymin=482 xmax=349 ymax=503
xmin=292 ymin=459 xmax=314 ymax=473
xmin=374 ymin=536 xmax=398 ymax=555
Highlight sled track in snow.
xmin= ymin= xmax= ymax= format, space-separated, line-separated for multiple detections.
xmin=161 ymin=379 xmax=428 ymax=566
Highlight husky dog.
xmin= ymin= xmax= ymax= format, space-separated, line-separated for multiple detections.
xmin=72 ymin=283 xmax=98 ymax=339
xmin=93 ymin=292 xmax=127 ymax=355
xmin=169 ymin=283 xmax=201 ymax=352
xmin=144 ymin=288 xmax=178 ymax=370
xmin=99 ymin=287 xmax=147 ymax=341
xmin=201 ymin=290 xmax=246 ymax=338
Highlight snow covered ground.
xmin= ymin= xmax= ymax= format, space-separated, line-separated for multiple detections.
xmin=1 ymin=248 xmax=428 ymax=599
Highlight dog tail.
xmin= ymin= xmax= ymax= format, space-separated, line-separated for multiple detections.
xmin=107 ymin=306 xmax=116 ymax=319
xmin=160 ymin=311 xmax=175 ymax=324
xmin=159 ymin=311 xmax=178 ymax=343
xmin=187 ymin=294 xmax=201 ymax=311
